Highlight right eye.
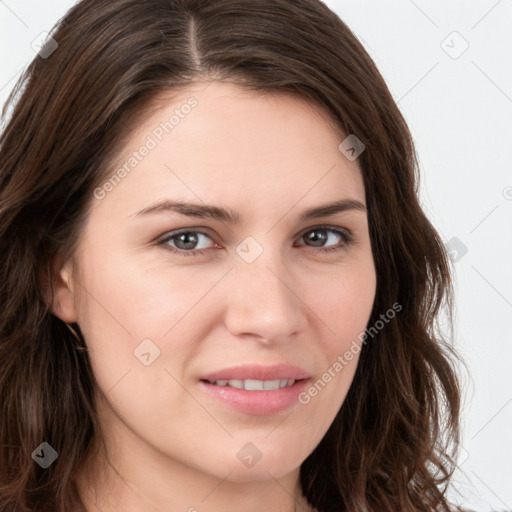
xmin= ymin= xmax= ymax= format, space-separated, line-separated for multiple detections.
xmin=157 ymin=229 xmax=219 ymax=257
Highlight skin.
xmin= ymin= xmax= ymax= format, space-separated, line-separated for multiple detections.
xmin=50 ymin=80 xmax=377 ymax=512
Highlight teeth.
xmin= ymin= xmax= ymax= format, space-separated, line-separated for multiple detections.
xmin=227 ymin=379 xmax=244 ymax=389
xmin=263 ymin=379 xmax=281 ymax=390
xmin=210 ymin=379 xmax=296 ymax=390
xmin=245 ymin=379 xmax=265 ymax=390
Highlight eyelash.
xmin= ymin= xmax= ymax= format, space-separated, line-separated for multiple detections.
xmin=156 ymin=225 xmax=354 ymax=257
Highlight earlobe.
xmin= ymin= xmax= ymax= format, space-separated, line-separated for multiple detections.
xmin=48 ymin=258 xmax=79 ymax=323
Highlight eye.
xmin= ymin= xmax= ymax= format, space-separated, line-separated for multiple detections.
xmin=157 ymin=225 xmax=354 ymax=257
xmin=295 ymin=226 xmax=354 ymax=253
xmin=157 ymin=229 xmax=218 ymax=256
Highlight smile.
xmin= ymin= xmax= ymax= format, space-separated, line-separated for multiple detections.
xmin=206 ymin=378 xmax=296 ymax=390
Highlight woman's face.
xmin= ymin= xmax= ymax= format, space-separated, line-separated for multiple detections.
xmin=53 ymin=81 xmax=376 ymax=487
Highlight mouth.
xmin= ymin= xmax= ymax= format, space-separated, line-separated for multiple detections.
xmin=201 ymin=378 xmax=299 ymax=390
xmin=198 ymin=364 xmax=310 ymax=415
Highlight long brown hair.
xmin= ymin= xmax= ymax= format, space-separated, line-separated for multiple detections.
xmin=0 ymin=1 xmax=464 ymax=510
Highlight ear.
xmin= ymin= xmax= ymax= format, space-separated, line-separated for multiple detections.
xmin=47 ymin=254 xmax=79 ymax=323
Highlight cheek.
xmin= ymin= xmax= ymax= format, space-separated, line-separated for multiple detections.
xmin=297 ymin=258 xmax=375 ymax=414
xmin=310 ymin=259 xmax=377 ymax=346
xmin=295 ymin=272 xmax=373 ymax=440
xmin=76 ymin=243 xmax=212 ymax=336
xmin=73 ymin=247 xmax=227 ymax=394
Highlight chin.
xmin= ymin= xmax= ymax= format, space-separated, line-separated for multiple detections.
xmin=221 ymin=462 xmax=301 ymax=483
xmin=213 ymin=445 xmax=305 ymax=483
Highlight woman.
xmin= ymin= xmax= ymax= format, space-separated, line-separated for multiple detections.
xmin=0 ymin=1 xmax=464 ymax=511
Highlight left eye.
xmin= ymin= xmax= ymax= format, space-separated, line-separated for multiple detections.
xmin=295 ymin=227 xmax=352 ymax=251
xmin=157 ymin=226 xmax=353 ymax=256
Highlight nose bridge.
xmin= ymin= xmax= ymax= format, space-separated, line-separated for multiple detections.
xmin=222 ymin=238 xmax=306 ymax=341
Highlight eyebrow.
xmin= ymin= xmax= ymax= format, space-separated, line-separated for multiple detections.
xmin=132 ymin=198 xmax=367 ymax=223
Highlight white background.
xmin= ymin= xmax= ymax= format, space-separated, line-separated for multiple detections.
xmin=1 ymin=1 xmax=511 ymax=510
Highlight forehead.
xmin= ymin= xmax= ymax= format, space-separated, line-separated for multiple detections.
xmin=92 ymin=80 xmax=365 ymax=220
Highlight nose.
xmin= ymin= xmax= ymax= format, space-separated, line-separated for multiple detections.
xmin=221 ymin=248 xmax=308 ymax=345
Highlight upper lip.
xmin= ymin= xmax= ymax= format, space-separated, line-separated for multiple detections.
xmin=200 ymin=364 xmax=310 ymax=382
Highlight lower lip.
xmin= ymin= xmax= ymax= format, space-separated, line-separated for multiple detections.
xmin=199 ymin=379 xmax=310 ymax=415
